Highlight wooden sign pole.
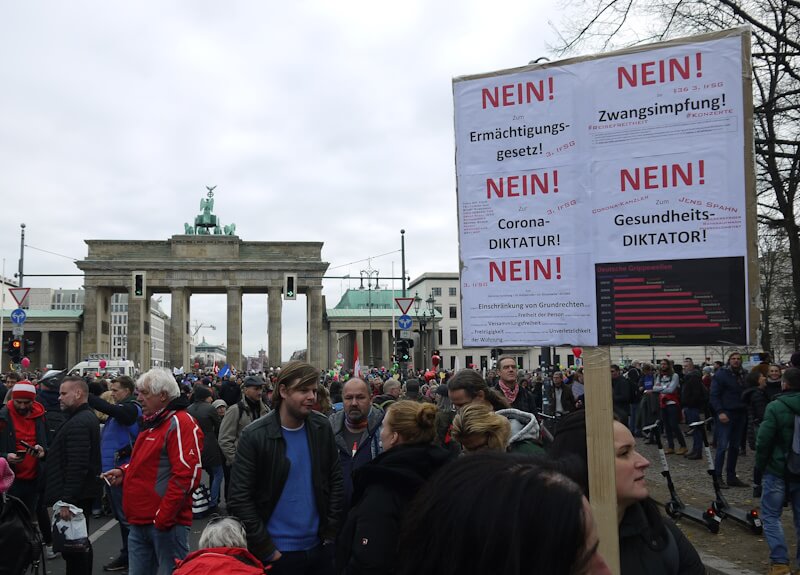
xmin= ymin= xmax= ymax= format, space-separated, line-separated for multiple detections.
xmin=583 ymin=346 xmax=620 ymax=575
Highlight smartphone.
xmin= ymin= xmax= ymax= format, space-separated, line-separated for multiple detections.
xmin=15 ymin=450 xmax=26 ymax=458
xmin=99 ymin=474 xmax=111 ymax=487
xmin=19 ymin=440 xmax=35 ymax=451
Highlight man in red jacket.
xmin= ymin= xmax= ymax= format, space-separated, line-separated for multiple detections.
xmin=104 ymin=368 xmax=203 ymax=575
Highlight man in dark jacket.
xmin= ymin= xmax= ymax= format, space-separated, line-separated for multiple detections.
xmin=228 ymin=361 xmax=343 ymax=574
xmin=681 ymin=358 xmax=707 ymax=460
xmin=0 ymin=381 xmax=48 ymax=516
xmin=710 ymin=352 xmax=749 ymax=487
xmin=494 ymin=356 xmax=537 ymax=413
xmin=755 ymin=367 xmax=800 ymax=574
xmin=45 ymin=376 xmax=102 ymax=574
xmin=611 ymin=365 xmax=634 ymax=424
xmin=328 ymin=378 xmax=383 ymax=509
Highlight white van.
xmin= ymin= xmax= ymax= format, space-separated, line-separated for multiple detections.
xmin=69 ymin=359 xmax=137 ymax=378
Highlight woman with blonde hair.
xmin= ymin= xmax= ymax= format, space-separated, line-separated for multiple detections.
xmin=337 ymin=400 xmax=455 ymax=574
xmin=451 ymin=402 xmax=511 ymax=453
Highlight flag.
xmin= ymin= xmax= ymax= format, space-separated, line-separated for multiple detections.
xmin=218 ymin=364 xmax=231 ymax=378
xmin=353 ymin=341 xmax=362 ymax=378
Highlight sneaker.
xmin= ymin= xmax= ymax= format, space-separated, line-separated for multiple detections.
xmin=104 ymin=556 xmax=129 ymax=572
xmin=675 ymin=446 xmax=688 ymax=455
xmin=768 ymin=563 xmax=791 ymax=575
xmin=718 ymin=477 xmax=730 ymax=489
xmin=727 ymin=476 xmax=750 ymax=488
xmin=45 ymin=545 xmax=59 ymax=560
xmin=663 ymin=447 xmax=675 ymax=454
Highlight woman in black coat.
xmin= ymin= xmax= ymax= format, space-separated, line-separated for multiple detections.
xmin=337 ymin=400 xmax=454 ymax=575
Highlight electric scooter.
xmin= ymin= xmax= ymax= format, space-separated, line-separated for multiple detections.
xmin=690 ymin=418 xmax=763 ymax=534
xmin=642 ymin=420 xmax=721 ymax=533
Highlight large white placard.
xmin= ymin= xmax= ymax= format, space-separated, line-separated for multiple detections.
xmin=454 ymin=31 xmax=750 ymax=347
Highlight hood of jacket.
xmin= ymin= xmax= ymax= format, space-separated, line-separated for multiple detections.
xmin=352 ymin=442 xmax=453 ymax=501
xmin=176 ymin=546 xmax=264 ymax=570
xmin=496 ymin=408 xmax=542 ymax=444
xmin=3 ymin=399 xmax=45 ymax=421
xmin=36 ymin=388 xmax=60 ymax=411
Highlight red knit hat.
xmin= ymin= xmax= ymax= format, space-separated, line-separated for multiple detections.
xmin=11 ymin=381 xmax=36 ymax=401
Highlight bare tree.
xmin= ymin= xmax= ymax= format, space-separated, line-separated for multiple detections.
xmin=556 ymin=0 xmax=800 ymax=350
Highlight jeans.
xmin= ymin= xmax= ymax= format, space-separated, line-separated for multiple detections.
xmin=208 ymin=465 xmax=223 ymax=508
xmin=106 ymin=484 xmax=130 ymax=560
xmin=761 ymin=473 xmax=800 ymax=565
xmin=684 ymin=407 xmax=703 ymax=455
xmin=629 ymin=403 xmax=640 ymax=435
xmin=661 ymin=404 xmax=686 ymax=449
xmin=128 ymin=524 xmax=189 ymax=575
xmin=715 ymin=409 xmax=746 ymax=480
xmin=269 ymin=543 xmax=334 ymax=575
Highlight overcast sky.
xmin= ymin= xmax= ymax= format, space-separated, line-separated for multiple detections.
xmin=0 ymin=1 xmax=568 ymax=363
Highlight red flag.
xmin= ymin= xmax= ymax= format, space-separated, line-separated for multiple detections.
xmin=354 ymin=340 xmax=362 ymax=377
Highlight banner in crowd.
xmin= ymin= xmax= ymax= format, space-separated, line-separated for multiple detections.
xmin=454 ymin=28 xmax=753 ymax=347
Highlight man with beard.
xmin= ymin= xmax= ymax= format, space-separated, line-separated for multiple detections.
xmin=228 ymin=361 xmax=343 ymax=574
xmin=0 ymin=381 xmax=47 ymax=515
xmin=329 ymin=378 xmax=383 ymax=509
xmin=493 ymin=356 xmax=537 ymax=413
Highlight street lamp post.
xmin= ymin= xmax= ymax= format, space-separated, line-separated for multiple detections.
xmin=360 ymin=264 xmax=380 ymax=369
xmin=413 ymin=290 xmax=437 ymax=371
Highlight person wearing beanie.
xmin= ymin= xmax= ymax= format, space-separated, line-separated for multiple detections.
xmin=188 ymin=384 xmax=224 ymax=512
xmin=0 ymin=381 xmax=48 ymax=517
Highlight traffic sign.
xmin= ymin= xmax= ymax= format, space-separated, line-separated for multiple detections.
xmin=394 ymin=297 xmax=414 ymax=315
xmin=10 ymin=308 xmax=27 ymax=325
xmin=398 ymin=314 xmax=412 ymax=330
xmin=400 ymin=330 xmax=411 ymax=339
xmin=12 ymin=326 xmax=23 ymax=336
xmin=9 ymin=287 xmax=30 ymax=308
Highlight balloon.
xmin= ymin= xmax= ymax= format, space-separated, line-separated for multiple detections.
xmin=194 ymin=362 xmax=200 ymax=369
xmin=21 ymin=357 xmax=30 ymax=368
xmin=432 ymin=355 xmax=440 ymax=367
xmin=99 ymin=359 xmax=108 ymax=369
xmin=571 ymin=347 xmax=583 ymax=358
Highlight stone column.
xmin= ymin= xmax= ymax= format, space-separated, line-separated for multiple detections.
xmin=307 ymin=287 xmax=324 ymax=369
xmin=170 ymin=288 xmax=190 ymax=371
xmin=67 ymin=330 xmax=79 ymax=369
xmin=40 ymin=330 xmax=50 ymax=369
xmin=355 ymin=329 xmax=364 ymax=370
xmin=82 ymin=287 xmax=112 ymax=357
xmin=268 ymin=286 xmax=282 ymax=367
xmin=128 ymin=290 xmax=152 ymax=372
xmin=227 ymin=287 xmax=243 ymax=370
xmin=381 ymin=330 xmax=390 ymax=367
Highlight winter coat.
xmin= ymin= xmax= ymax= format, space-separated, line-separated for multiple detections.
xmin=710 ymin=366 xmax=747 ymax=415
xmin=545 ymin=383 xmax=576 ymax=414
xmin=88 ymin=393 xmax=141 ymax=472
xmin=756 ymin=391 xmax=800 ymax=478
xmin=187 ymin=400 xmax=223 ymax=469
xmin=619 ymin=500 xmax=705 ymax=575
xmin=218 ymin=380 xmax=242 ymax=407
xmin=44 ymin=403 xmax=102 ymax=506
xmin=766 ymin=378 xmax=783 ymax=401
xmin=121 ymin=396 xmax=204 ymax=529
xmin=173 ymin=547 xmax=266 ymax=575
xmin=337 ymin=443 xmax=454 ymax=575
xmin=742 ymin=386 xmax=769 ymax=425
xmin=227 ymin=409 xmax=344 ymax=561
xmin=654 ymin=374 xmax=681 ymax=410
xmin=36 ymin=387 xmax=66 ymax=446
xmin=218 ymin=398 xmax=269 ymax=465
xmin=612 ymin=376 xmax=634 ymax=417
xmin=679 ymin=370 xmax=707 ymax=410
xmin=0 ymin=400 xmax=48 ymax=483
xmin=329 ymin=406 xmax=384 ymax=509
xmin=493 ymin=383 xmax=537 ymax=413
xmin=496 ymin=408 xmax=546 ymax=454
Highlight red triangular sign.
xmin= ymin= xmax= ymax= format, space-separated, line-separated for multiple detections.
xmin=9 ymin=287 xmax=30 ymax=308
xmin=394 ymin=297 xmax=415 ymax=315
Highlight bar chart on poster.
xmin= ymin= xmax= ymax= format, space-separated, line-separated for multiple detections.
xmin=595 ymin=257 xmax=746 ymax=345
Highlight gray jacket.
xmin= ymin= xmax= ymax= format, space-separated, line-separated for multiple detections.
xmin=218 ymin=398 xmax=270 ymax=465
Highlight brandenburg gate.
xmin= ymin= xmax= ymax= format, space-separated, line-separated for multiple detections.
xmin=76 ymin=192 xmax=329 ymax=370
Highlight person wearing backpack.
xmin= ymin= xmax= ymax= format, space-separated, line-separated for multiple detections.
xmin=755 ymin=367 xmax=800 ymax=575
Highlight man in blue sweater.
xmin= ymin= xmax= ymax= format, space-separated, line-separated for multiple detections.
xmin=228 ymin=361 xmax=343 ymax=575
xmin=710 ymin=352 xmax=749 ymax=488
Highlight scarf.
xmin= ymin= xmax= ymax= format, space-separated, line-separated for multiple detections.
xmin=344 ymin=414 xmax=369 ymax=432
xmin=498 ymin=381 xmax=519 ymax=404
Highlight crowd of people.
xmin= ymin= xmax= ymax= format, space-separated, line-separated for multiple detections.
xmin=0 ymin=350 xmax=799 ymax=574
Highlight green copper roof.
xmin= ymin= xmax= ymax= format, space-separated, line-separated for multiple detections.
xmin=334 ymin=289 xmax=408 ymax=310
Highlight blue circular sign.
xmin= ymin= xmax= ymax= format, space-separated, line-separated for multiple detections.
xmin=10 ymin=308 xmax=26 ymax=325
xmin=398 ymin=314 xmax=412 ymax=330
